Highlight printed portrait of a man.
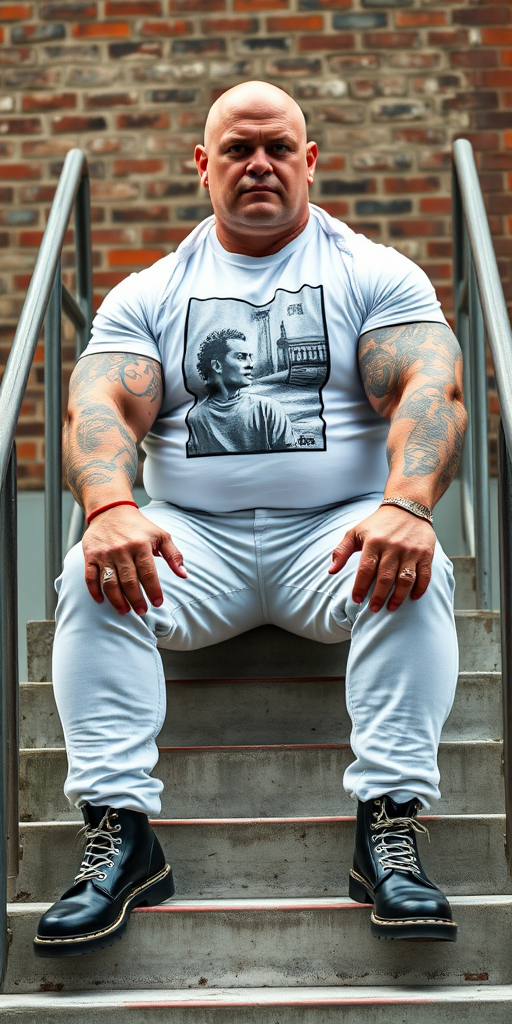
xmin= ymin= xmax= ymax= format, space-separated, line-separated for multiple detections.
xmin=184 ymin=286 xmax=330 ymax=458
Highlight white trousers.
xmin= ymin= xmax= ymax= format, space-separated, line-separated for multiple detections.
xmin=52 ymin=495 xmax=458 ymax=815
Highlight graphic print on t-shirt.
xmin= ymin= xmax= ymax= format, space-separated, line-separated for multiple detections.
xmin=183 ymin=285 xmax=330 ymax=458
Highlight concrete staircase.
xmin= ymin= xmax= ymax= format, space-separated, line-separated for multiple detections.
xmin=1 ymin=555 xmax=511 ymax=1021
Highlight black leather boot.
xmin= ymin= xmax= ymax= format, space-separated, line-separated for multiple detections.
xmin=34 ymin=804 xmax=175 ymax=957
xmin=349 ymin=795 xmax=457 ymax=941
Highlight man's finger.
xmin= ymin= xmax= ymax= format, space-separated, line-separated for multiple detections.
xmin=351 ymin=550 xmax=380 ymax=604
xmin=135 ymin=552 xmax=164 ymax=608
xmin=328 ymin=529 xmax=359 ymax=575
xmin=84 ymin=560 xmax=104 ymax=604
xmin=368 ymin=556 xmax=399 ymax=612
xmin=411 ymin=558 xmax=432 ymax=600
xmin=100 ymin=566 xmax=131 ymax=615
xmin=159 ymin=534 xmax=187 ymax=579
xmin=387 ymin=563 xmax=417 ymax=612
xmin=115 ymin=560 xmax=148 ymax=615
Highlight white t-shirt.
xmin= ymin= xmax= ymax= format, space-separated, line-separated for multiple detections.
xmin=81 ymin=204 xmax=448 ymax=512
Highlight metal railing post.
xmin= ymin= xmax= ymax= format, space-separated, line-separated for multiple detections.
xmin=44 ymin=262 xmax=62 ymax=619
xmin=75 ymin=173 xmax=93 ymax=357
xmin=0 ymin=446 xmax=19 ymax=923
xmin=468 ymin=259 xmax=492 ymax=609
xmin=452 ymin=167 xmax=475 ymax=557
xmin=499 ymin=421 xmax=512 ymax=871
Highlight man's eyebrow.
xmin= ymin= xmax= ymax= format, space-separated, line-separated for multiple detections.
xmin=221 ymin=133 xmax=295 ymax=147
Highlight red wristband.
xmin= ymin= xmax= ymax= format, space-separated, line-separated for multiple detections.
xmin=86 ymin=500 xmax=139 ymax=525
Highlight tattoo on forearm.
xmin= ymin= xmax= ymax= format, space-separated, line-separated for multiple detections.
xmin=359 ymin=322 xmax=467 ymax=489
xmin=64 ymin=353 xmax=161 ymax=500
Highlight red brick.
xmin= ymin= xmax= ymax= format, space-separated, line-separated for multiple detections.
xmin=113 ymin=158 xmax=164 ymax=175
xmin=94 ymin=271 xmax=129 ymax=287
xmin=72 ymin=21 xmax=129 ymax=37
xmin=0 ymin=4 xmax=31 ymax=18
xmin=22 ymin=91 xmax=76 ymax=111
xmin=389 ymin=53 xmax=440 ymax=69
xmin=18 ymin=230 xmax=43 ymax=246
xmin=392 ymin=128 xmax=446 ymax=145
xmin=40 ymin=2 xmax=96 ymax=16
xmin=385 ymin=176 xmax=440 ymax=194
xmin=451 ymin=50 xmax=498 ymax=68
xmin=428 ymin=29 xmax=469 ymax=47
xmin=108 ymin=247 xmax=164 ymax=266
xmin=454 ymin=6 xmax=511 ymax=26
xmin=142 ymin=226 xmax=191 ymax=242
xmin=395 ymin=11 xmax=446 ymax=27
xmin=316 ymin=155 xmax=346 ymax=171
xmin=298 ymin=33 xmax=354 ymax=51
xmin=476 ymin=111 xmax=512 ymax=129
xmin=389 ymin=219 xmax=445 ymax=238
xmin=420 ymin=261 xmax=451 ymax=279
xmin=0 ymin=116 xmax=41 ymax=133
xmin=19 ymin=184 xmax=56 ymax=201
xmin=51 ymin=114 xmax=107 ymax=132
xmin=85 ymin=91 xmax=138 ymax=108
xmin=91 ymin=228 xmax=135 ymax=244
xmin=0 ymin=162 xmax=40 ymax=179
xmin=116 ymin=112 xmax=169 ymax=129
xmin=234 ymin=0 xmax=287 ymax=8
xmin=141 ymin=19 xmax=191 ymax=35
xmin=112 ymin=204 xmax=169 ymax=222
xmin=105 ymin=1 xmax=162 ymax=12
xmin=0 ymin=44 xmax=31 ymax=60
xmin=427 ymin=241 xmax=452 ymax=259
xmin=317 ymin=201 xmax=350 ymax=217
xmin=268 ymin=15 xmax=323 ymax=30
xmin=482 ymin=69 xmax=512 ymax=86
xmin=362 ymin=32 xmax=418 ymax=48
xmin=420 ymin=197 xmax=452 ymax=214
xmin=482 ymin=151 xmax=512 ymax=169
xmin=502 ymin=50 xmax=512 ymax=67
xmin=201 ymin=17 xmax=257 ymax=32
xmin=170 ymin=0 xmax=224 ymax=8
xmin=17 ymin=442 xmax=37 ymax=460
xmin=456 ymin=131 xmax=500 ymax=151
xmin=483 ymin=28 xmax=512 ymax=45
xmin=418 ymin=151 xmax=451 ymax=170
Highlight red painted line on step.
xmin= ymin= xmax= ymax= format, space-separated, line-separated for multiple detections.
xmin=166 ymin=676 xmax=345 ymax=684
xmin=157 ymin=744 xmax=348 ymax=751
xmin=150 ymin=816 xmax=356 ymax=826
xmin=125 ymin=997 xmax=434 ymax=1008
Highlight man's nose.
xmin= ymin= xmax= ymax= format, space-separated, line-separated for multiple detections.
xmin=246 ymin=147 xmax=273 ymax=176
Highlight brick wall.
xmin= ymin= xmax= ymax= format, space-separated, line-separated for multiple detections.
xmin=1 ymin=0 xmax=512 ymax=485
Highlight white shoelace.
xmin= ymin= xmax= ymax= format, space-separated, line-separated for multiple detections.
xmin=370 ymin=804 xmax=429 ymax=874
xmin=74 ymin=814 xmax=122 ymax=883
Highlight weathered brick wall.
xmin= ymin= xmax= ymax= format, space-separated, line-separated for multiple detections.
xmin=1 ymin=0 xmax=511 ymax=485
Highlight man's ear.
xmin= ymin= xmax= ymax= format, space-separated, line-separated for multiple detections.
xmin=306 ymin=141 xmax=318 ymax=185
xmin=211 ymin=358 xmax=222 ymax=375
xmin=195 ymin=145 xmax=209 ymax=188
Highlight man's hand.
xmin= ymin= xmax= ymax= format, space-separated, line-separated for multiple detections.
xmin=82 ymin=506 xmax=187 ymax=616
xmin=328 ymin=506 xmax=436 ymax=613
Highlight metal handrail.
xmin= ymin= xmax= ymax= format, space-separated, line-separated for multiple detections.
xmin=452 ymin=138 xmax=512 ymax=870
xmin=0 ymin=148 xmax=92 ymax=987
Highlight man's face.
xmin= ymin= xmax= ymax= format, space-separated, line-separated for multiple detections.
xmin=212 ymin=339 xmax=254 ymax=389
xmin=195 ymin=90 xmax=317 ymax=236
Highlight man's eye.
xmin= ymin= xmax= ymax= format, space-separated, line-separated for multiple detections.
xmin=228 ymin=145 xmax=248 ymax=154
xmin=273 ymin=144 xmax=288 ymax=152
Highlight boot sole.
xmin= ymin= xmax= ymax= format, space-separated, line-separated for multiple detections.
xmin=33 ymin=863 xmax=175 ymax=959
xmin=349 ymin=870 xmax=457 ymax=943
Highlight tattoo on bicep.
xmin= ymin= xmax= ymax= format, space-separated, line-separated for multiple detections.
xmin=71 ymin=353 xmax=163 ymax=407
xmin=64 ymin=401 xmax=138 ymax=497
xmin=358 ymin=323 xmax=462 ymax=409
xmin=390 ymin=385 xmax=465 ymax=484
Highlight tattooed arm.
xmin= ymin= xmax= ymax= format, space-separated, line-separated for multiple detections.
xmin=329 ymin=322 xmax=467 ymax=612
xmin=65 ymin=353 xmax=186 ymax=616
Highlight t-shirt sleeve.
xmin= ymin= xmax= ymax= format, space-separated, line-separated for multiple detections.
xmin=353 ymin=239 xmax=448 ymax=338
xmin=79 ymin=253 xmax=178 ymax=363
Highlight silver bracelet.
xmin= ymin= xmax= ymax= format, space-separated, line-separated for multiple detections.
xmin=380 ymin=496 xmax=433 ymax=525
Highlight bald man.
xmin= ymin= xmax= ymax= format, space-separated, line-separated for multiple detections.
xmin=35 ymin=82 xmax=466 ymax=958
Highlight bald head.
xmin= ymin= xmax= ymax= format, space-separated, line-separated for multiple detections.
xmin=204 ymin=81 xmax=306 ymax=149
xmin=194 ymin=79 xmax=317 ymax=257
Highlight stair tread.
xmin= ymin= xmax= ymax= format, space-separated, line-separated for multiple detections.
xmin=10 ymin=894 xmax=512 ymax=913
xmin=1 ymin=984 xmax=512 ymax=1008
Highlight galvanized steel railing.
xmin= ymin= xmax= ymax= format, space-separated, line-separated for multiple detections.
xmin=0 ymin=148 xmax=92 ymax=987
xmin=452 ymin=138 xmax=512 ymax=870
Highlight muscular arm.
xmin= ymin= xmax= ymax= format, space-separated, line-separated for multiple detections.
xmin=64 ymin=352 xmax=162 ymax=514
xmin=329 ymin=322 xmax=467 ymax=613
xmin=65 ymin=353 xmax=186 ymax=615
xmin=358 ymin=321 xmax=467 ymax=506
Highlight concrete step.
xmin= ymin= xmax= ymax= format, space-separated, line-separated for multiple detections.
xmin=26 ymin=610 xmax=500 ymax=685
xmin=2 ymin=985 xmax=512 ymax=1023
xmin=14 ymin=815 xmax=509 ymax=904
xmin=452 ymin=555 xmax=476 ymax=609
xmin=5 ymin=896 xmax=512 ymax=992
xmin=19 ymin=741 xmax=504 ymax=822
xmin=19 ymin=671 xmax=502 ymax=749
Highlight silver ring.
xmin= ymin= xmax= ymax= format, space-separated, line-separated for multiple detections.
xmin=399 ymin=566 xmax=416 ymax=581
xmin=102 ymin=567 xmax=115 ymax=584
